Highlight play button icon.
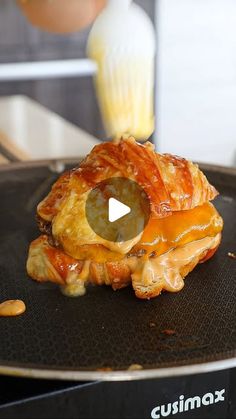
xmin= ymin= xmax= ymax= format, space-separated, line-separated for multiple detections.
xmin=86 ymin=177 xmax=150 ymax=242
xmin=108 ymin=198 xmax=131 ymax=222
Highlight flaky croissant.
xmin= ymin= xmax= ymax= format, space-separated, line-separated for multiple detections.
xmin=27 ymin=137 xmax=223 ymax=299
xmin=38 ymin=137 xmax=217 ymax=221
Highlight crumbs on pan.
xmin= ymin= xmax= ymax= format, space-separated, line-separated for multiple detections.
xmin=127 ymin=364 xmax=143 ymax=371
xmin=149 ymin=322 xmax=156 ymax=328
xmin=161 ymin=329 xmax=176 ymax=336
xmin=228 ymin=252 xmax=236 ymax=260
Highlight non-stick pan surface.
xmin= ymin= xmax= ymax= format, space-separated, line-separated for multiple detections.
xmin=0 ymin=161 xmax=235 ymax=381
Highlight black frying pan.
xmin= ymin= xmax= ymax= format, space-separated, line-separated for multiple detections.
xmin=0 ymin=160 xmax=235 ymax=381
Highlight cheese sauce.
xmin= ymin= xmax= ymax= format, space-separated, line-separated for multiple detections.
xmin=133 ymin=202 xmax=222 ymax=258
xmin=32 ymin=203 xmax=223 ymax=297
xmin=59 ymin=234 xmax=220 ymax=297
xmin=50 ymin=202 xmax=222 ymax=264
xmin=0 ymin=299 xmax=26 ymax=317
xmin=131 ymin=234 xmax=220 ymax=296
xmin=61 ymin=281 xmax=86 ymax=297
xmin=60 ymin=261 xmax=90 ymax=297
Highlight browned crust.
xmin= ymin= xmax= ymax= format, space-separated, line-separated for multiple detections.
xmin=37 ymin=137 xmax=218 ymax=222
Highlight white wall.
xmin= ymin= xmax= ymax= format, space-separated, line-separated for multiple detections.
xmin=156 ymin=0 xmax=236 ymax=166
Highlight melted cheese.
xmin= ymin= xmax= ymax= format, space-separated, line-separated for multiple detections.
xmin=133 ymin=202 xmax=222 ymax=258
xmin=60 ymin=261 xmax=90 ymax=297
xmin=52 ymin=201 xmax=222 ymax=263
xmin=52 ymin=190 xmax=141 ymax=257
xmin=131 ymin=234 xmax=220 ymax=296
xmin=61 ymin=281 xmax=86 ymax=297
xmin=58 ymin=234 xmax=220 ymax=297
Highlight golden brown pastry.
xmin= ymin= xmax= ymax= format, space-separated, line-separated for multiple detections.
xmin=27 ymin=137 xmax=223 ymax=299
xmin=38 ymin=137 xmax=217 ymax=221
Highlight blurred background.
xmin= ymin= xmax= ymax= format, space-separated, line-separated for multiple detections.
xmin=157 ymin=0 xmax=236 ymax=167
xmin=0 ymin=0 xmax=235 ymax=166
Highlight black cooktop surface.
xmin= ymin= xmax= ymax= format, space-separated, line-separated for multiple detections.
xmin=0 ymin=162 xmax=235 ymax=380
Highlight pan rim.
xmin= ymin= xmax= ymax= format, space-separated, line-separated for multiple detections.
xmin=0 ymin=357 xmax=236 ymax=381
xmin=0 ymin=158 xmax=236 ymax=176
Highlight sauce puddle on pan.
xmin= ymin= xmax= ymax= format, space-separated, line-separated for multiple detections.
xmin=0 ymin=300 xmax=26 ymax=317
